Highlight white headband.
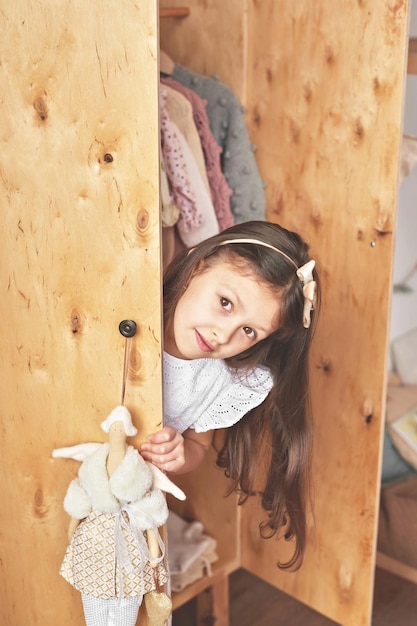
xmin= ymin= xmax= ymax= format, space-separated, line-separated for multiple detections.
xmin=219 ymin=238 xmax=298 ymax=269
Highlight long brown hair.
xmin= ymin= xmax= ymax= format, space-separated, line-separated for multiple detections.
xmin=163 ymin=221 xmax=319 ymax=570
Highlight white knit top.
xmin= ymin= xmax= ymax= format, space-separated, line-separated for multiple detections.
xmin=163 ymin=351 xmax=273 ymax=433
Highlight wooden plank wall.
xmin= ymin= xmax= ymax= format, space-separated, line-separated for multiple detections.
xmin=161 ymin=1 xmax=409 ymax=625
xmin=0 ymin=1 xmax=161 ymax=624
xmin=242 ymin=2 xmax=409 ymax=625
xmin=159 ymin=0 xmax=248 ymax=101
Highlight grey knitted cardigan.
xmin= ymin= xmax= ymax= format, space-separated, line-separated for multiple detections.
xmin=170 ymin=64 xmax=266 ymax=224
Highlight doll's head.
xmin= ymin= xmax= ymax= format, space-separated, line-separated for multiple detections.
xmin=101 ymin=405 xmax=138 ymax=437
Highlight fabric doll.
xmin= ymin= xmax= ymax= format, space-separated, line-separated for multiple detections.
xmin=54 ymin=405 xmax=185 ymax=626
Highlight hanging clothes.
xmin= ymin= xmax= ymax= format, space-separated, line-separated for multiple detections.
xmin=160 ymin=88 xmax=202 ymax=233
xmin=161 ymin=76 xmax=234 ymax=232
xmin=160 ymin=88 xmax=219 ymax=247
xmin=167 ymin=64 xmax=267 ymax=224
xmin=160 ymin=157 xmax=179 ymax=269
xmin=163 ymin=83 xmax=211 ymax=194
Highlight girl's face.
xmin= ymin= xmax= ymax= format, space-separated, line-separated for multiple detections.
xmin=164 ymin=259 xmax=281 ymax=360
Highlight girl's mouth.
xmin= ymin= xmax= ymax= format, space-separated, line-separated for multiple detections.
xmin=195 ymin=330 xmax=214 ymax=353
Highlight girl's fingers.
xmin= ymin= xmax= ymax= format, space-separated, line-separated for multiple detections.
xmin=145 ymin=426 xmax=179 ymax=444
xmin=140 ymin=426 xmax=185 ymax=472
xmin=141 ymin=441 xmax=172 ymax=455
xmin=140 ymin=444 xmax=185 ymax=472
xmin=141 ymin=427 xmax=183 ymax=453
xmin=156 ymin=456 xmax=185 ymax=473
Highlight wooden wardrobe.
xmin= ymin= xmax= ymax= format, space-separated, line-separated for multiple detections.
xmin=0 ymin=1 xmax=410 ymax=625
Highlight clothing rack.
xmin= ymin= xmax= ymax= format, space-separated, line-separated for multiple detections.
xmin=160 ymin=7 xmax=190 ymax=18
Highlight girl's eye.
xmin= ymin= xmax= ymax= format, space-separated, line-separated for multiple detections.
xmin=243 ymin=326 xmax=256 ymax=340
xmin=220 ymin=297 xmax=232 ymax=312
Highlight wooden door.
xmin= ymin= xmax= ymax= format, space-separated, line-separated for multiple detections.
xmin=161 ymin=1 xmax=409 ymax=625
xmin=0 ymin=1 xmax=161 ymax=624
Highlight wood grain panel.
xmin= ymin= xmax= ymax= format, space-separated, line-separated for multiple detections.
xmin=0 ymin=1 xmax=160 ymax=624
xmin=241 ymin=1 xmax=409 ymax=625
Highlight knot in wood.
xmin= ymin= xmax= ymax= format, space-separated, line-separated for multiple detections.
xmin=136 ymin=208 xmax=149 ymax=232
xmin=70 ymin=309 xmax=83 ymax=334
xmin=33 ymin=96 xmax=48 ymax=121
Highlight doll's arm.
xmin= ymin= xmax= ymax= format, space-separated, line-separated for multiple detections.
xmin=52 ymin=443 xmax=101 ymax=462
xmin=63 ymin=477 xmax=92 ymax=543
xmin=147 ymin=528 xmax=161 ymax=565
xmin=147 ymin=462 xmax=186 ymax=500
xmin=68 ymin=517 xmax=81 ymax=541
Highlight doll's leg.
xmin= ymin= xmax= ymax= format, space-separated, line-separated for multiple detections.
xmin=81 ymin=594 xmax=142 ymax=626
xmin=81 ymin=594 xmax=110 ymax=626
xmin=108 ymin=595 xmax=143 ymax=626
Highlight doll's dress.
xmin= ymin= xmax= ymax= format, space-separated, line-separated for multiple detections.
xmin=60 ymin=443 xmax=168 ymax=599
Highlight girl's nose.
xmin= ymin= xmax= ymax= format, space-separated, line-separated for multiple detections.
xmin=212 ymin=322 xmax=235 ymax=344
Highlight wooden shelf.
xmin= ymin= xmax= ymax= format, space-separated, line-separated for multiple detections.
xmin=160 ymin=7 xmax=190 ymax=18
xmin=376 ymin=551 xmax=417 ymax=585
xmin=171 ymin=561 xmax=239 ymax=610
xmin=408 ymin=38 xmax=417 ymax=74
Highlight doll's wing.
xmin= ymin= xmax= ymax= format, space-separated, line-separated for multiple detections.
xmin=147 ymin=462 xmax=186 ymax=501
xmin=52 ymin=443 xmax=102 ymax=462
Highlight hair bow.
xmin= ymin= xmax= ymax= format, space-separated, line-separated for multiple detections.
xmin=296 ymin=260 xmax=317 ymax=329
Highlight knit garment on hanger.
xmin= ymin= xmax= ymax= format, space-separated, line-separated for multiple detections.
xmin=161 ymin=88 xmax=221 ymax=245
xmin=163 ymin=83 xmax=210 ymax=193
xmin=161 ymin=75 xmax=234 ymax=231
xmin=172 ymin=124 xmax=220 ymax=246
xmin=163 ymin=352 xmax=273 ymax=433
xmin=160 ymin=89 xmax=203 ymax=234
xmin=169 ymin=64 xmax=267 ymax=224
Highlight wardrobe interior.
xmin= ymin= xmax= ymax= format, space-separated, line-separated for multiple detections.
xmin=158 ymin=2 xmax=410 ymax=626
xmin=0 ymin=2 xmax=411 ymax=626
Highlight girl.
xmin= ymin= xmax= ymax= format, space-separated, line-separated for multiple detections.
xmin=140 ymin=221 xmax=319 ymax=570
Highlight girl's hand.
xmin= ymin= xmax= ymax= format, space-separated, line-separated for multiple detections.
xmin=140 ymin=426 xmax=185 ymax=473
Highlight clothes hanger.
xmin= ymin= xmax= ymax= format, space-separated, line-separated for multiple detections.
xmin=160 ymin=49 xmax=175 ymax=75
